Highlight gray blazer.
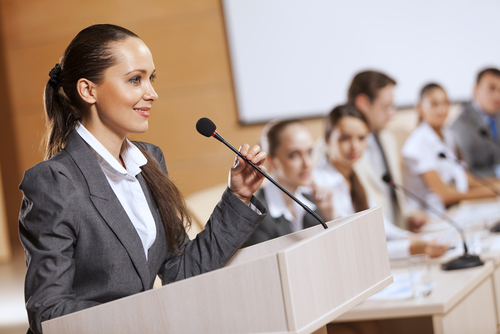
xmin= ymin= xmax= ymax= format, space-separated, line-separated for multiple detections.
xmin=242 ymin=188 xmax=321 ymax=247
xmin=451 ymin=101 xmax=500 ymax=177
xmin=19 ymin=131 xmax=266 ymax=334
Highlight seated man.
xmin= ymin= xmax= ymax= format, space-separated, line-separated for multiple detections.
xmin=348 ymin=70 xmax=427 ymax=231
xmin=451 ymin=68 xmax=500 ymax=177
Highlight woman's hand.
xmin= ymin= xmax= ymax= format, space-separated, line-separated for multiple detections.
xmin=407 ymin=210 xmax=428 ymax=232
xmin=229 ymin=144 xmax=267 ymax=205
xmin=312 ymin=183 xmax=334 ymax=222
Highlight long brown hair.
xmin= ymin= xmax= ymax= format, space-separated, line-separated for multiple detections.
xmin=43 ymin=24 xmax=191 ymax=254
xmin=325 ymin=105 xmax=369 ymax=212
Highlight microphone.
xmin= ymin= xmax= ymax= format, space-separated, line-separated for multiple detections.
xmin=437 ymin=152 xmax=500 ymax=196
xmin=478 ymin=128 xmax=500 ymax=149
xmin=438 ymin=152 xmax=500 ymax=232
xmin=381 ymin=173 xmax=483 ymax=271
xmin=196 ymin=117 xmax=328 ymax=229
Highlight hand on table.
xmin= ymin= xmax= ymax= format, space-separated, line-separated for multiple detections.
xmin=410 ymin=239 xmax=448 ymax=258
xmin=407 ymin=211 xmax=429 ymax=232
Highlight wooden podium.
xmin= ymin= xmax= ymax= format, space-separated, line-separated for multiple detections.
xmin=42 ymin=207 xmax=392 ymax=334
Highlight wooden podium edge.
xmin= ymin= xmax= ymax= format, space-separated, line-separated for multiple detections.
xmin=297 ymin=276 xmax=393 ymax=334
xmin=275 ymin=207 xmax=390 ymax=334
xmin=274 ymin=212 xmax=370 ymax=332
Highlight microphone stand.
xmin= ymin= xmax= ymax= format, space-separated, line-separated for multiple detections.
xmin=438 ymin=152 xmax=500 ymax=196
xmin=382 ymin=174 xmax=483 ymax=270
xmin=438 ymin=152 xmax=500 ymax=232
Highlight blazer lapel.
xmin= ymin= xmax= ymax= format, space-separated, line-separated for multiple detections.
xmin=64 ymin=131 xmax=150 ymax=290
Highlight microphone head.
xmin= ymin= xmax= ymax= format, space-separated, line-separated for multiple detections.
xmin=479 ymin=128 xmax=488 ymax=137
xmin=438 ymin=152 xmax=447 ymax=159
xmin=381 ymin=173 xmax=392 ymax=184
xmin=196 ymin=117 xmax=217 ymax=137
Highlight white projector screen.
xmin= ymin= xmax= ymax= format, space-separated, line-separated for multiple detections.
xmin=222 ymin=0 xmax=500 ymax=124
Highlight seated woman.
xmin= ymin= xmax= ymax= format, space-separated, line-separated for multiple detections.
xmin=243 ymin=119 xmax=334 ymax=247
xmin=402 ymin=83 xmax=498 ymax=215
xmin=313 ymin=104 xmax=447 ymax=259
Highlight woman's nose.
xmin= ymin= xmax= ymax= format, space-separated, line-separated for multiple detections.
xmin=144 ymin=83 xmax=158 ymax=102
xmin=302 ymin=154 xmax=313 ymax=168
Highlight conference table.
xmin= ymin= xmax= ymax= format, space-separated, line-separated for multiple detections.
xmin=334 ymin=198 xmax=500 ymax=334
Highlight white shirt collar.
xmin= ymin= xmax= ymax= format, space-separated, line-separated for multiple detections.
xmin=419 ymin=121 xmax=456 ymax=157
xmin=75 ymin=123 xmax=147 ymax=177
xmin=263 ymin=181 xmax=316 ymax=221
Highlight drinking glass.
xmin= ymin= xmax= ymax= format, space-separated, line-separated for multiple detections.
xmin=408 ymin=254 xmax=432 ymax=299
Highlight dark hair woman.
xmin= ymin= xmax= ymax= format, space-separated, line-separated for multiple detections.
xmin=243 ymin=119 xmax=334 ymax=247
xmin=313 ymin=104 xmax=447 ymax=260
xmin=19 ymin=24 xmax=267 ymax=334
xmin=402 ymin=83 xmax=498 ymax=216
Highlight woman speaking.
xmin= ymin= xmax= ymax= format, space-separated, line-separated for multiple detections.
xmin=19 ymin=24 xmax=267 ymax=334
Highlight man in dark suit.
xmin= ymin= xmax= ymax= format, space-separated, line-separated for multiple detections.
xmin=451 ymin=68 xmax=500 ymax=177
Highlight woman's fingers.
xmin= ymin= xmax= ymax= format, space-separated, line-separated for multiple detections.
xmin=313 ymin=184 xmax=333 ymax=202
xmin=229 ymin=144 xmax=267 ymax=204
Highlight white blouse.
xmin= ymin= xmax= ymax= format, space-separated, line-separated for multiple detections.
xmin=263 ymin=181 xmax=317 ymax=232
xmin=76 ymin=124 xmax=157 ymax=259
xmin=401 ymin=122 xmax=468 ymax=215
xmin=313 ymin=156 xmax=411 ymax=259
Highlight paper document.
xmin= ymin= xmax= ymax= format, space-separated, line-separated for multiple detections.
xmin=367 ymin=272 xmax=413 ymax=300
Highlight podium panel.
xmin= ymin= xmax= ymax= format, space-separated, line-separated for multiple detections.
xmin=42 ymin=207 xmax=391 ymax=334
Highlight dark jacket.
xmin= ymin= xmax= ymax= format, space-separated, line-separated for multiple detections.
xmin=19 ymin=131 xmax=266 ymax=334
xmin=451 ymin=101 xmax=500 ymax=177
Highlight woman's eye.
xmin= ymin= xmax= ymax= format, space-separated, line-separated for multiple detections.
xmin=150 ymin=74 xmax=157 ymax=83
xmin=340 ymin=135 xmax=350 ymax=141
xmin=129 ymin=76 xmax=141 ymax=84
xmin=289 ymin=152 xmax=298 ymax=159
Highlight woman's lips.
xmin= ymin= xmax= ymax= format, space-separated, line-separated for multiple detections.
xmin=134 ymin=107 xmax=150 ymax=118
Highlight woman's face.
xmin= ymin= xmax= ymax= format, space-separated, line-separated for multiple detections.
xmin=269 ymin=123 xmax=315 ymax=190
xmin=327 ymin=116 xmax=369 ymax=169
xmin=418 ymin=88 xmax=449 ymax=129
xmin=90 ymin=37 xmax=158 ymax=140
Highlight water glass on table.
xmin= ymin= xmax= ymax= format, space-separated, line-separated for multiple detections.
xmin=408 ymin=254 xmax=432 ymax=299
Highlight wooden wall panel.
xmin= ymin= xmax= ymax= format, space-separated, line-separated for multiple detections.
xmin=0 ymin=0 xmax=324 ymax=248
xmin=0 ymin=2 xmax=22 ymax=252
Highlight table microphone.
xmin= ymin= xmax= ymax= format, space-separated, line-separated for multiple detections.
xmin=381 ymin=173 xmax=483 ymax=270
xmin=445 ymin=136 xmax=500 ymax=232
xmin=196 ymin=117 xmax=328 ymax=229
xmin=437 ymin=152 xmax=500 ymax=196
xmin=478 ymin=128 xmax=500 ymax=149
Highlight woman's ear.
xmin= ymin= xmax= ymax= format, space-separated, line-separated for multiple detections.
xmin=77 ymin=78 xmax=97 ymax=104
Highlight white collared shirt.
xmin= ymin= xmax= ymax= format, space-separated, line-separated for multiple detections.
xmin=402 ymin=121 xmax=468 ymax=215
xmin=313 ymin=156 xmax=411 ymax=259
xmin=262 ymin=181 xmax=316 ymax=232
xmin=76 ymin=124 xmax=157 ymax=259
xmin=362 ymin=133 xmax=398 ymax=224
